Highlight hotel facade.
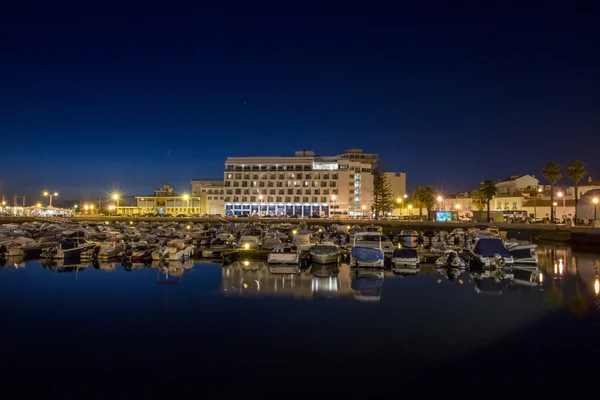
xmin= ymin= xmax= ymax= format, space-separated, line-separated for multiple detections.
xmin=223 ymin=149 xmax=393 ymax=217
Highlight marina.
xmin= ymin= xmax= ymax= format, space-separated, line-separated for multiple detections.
xmin=0 ymin=234 xmax=599 ymax=390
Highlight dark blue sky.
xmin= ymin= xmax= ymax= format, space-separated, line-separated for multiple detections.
xmin=2 ymin=2 xmax=599 ymax=202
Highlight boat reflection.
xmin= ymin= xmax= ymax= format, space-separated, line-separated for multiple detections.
xmin=510 ymin=265 xmax=541 ymax=288
xmin=311 ymin=263 xmax=340 ymax=294
xmin=222 ymin=261 xmax=353 ymax=299
xmin=350 ymin=267 xmax=384 ymax=302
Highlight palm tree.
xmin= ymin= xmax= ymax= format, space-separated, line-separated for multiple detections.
xmin=542 ymin=162 xmax=562 ymax=222
xmin=480 ymin=180 xmax=497 ymax=222
xmin=566 ymin=160 xmax=588 ymax=222
xmin=413 ymin=186 xmax=435 ymax=220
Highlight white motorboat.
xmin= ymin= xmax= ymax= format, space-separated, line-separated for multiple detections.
xmin=391 ymin=248 xmax=419 ymax=269
xmin=310 ymin=244 xmax=340 ymax=264
xmin=167 ymin=239 xmax=194 ymax=261
xmin=40 ymin=238 xmax=95 ymax=259
xmin=468 ymin=238 xmax=514 ymax=268
xmin=267 ymin=245 xmax=300 ymax=264
xmin=504 ymin=241 xmax=538 ymax=264
xmin=237 ymin=235 xmax=261 ymax=250
xmin=293 ymin=230 xmax=312 ymax=251
xmin=364 ymin=225 xmax=383 ymax=234
xmin=97 ymin=241 xmax=125 ymax=260
xmin=350 ymin=232 xmax=385 ymax=268
xmin=399 ymin=230 xmax=419 ymax=247
xmin=262 ymin=233 xmax=283 ymax=250
xmin=152 ymin=246 xmax=169 ymax=261
xmin=435 ymin=250 xmax=466 ymax=268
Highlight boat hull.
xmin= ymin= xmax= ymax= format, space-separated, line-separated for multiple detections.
xmin=267 ymin=253 xmax=300 ymax=264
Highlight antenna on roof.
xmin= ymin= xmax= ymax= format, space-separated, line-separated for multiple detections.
xmin=167 ymin=142 xmax=171 ymax=186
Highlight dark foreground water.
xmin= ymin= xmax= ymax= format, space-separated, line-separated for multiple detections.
xmin=1 ymin=244 xmax=600 ymax=394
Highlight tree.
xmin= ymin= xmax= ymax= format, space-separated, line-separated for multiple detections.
xmin=413 ymin=186 xmax=435 ymax=220
xmin=372 ymin=170 xmax=394 ymax=219
xmin=542 ymin=162 xmax=562 ymax=222
xmin=470 ymin=190 xmax=487 ymax=211
xmin=480 ymin=180 xmax=497 ymax=222
xmin=566 ymin=160 xmax=588 ymax=222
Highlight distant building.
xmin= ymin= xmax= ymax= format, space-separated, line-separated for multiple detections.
xmin=495 ymin=175 xmax=540 ymax=195
xmin=567 ymin=177 xmax=600 ymax=198
xmin=384 ymin=172 xmax=407 ymax=200
xmin=132 ymin=184 xmax=201 ymax=216
xmin=191 ymin=179 xmax=225 ymax=215
xmin=223 ymin=149 xmax=382 ymax=217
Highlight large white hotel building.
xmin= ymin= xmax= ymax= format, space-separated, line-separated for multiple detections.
xmin=223 ymin=149 xmax=406 ymax=217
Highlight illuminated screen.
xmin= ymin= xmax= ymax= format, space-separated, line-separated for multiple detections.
xmin=436 ymin=211 xmax=452 ymax=222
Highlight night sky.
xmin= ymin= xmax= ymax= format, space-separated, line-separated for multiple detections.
xmin=2 ymin=2 xmax=600 ymax=202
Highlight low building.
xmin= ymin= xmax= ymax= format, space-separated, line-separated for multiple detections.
xmin=495 ymin=174 xmax=540 ymax=195
xmin=191 ymin=179 xmax=225 ymax=215
xmin=133 ymin=184 xmax=201 ymax=216
xmin=567 ymin=177 xmax=600 ymax=198
xmin=575 ymin=189 xmax=600 ymax=220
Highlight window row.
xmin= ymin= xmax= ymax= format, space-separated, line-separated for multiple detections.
xmin=227 ymin=196 xmax=333 ymax=203
xmin=227 ymin=180 xmax=337 ymax=188
xmin=227 ymin=188 xmax=338 ymax=196
xmin=226 ymin=173 xmax=339 ymax=180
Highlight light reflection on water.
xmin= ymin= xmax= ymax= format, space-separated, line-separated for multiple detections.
xmin=0 ymin=243 xmax=599 ymax=387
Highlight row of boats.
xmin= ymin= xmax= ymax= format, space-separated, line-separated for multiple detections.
xmin=0 ymin=221 xmax=536 ymax=273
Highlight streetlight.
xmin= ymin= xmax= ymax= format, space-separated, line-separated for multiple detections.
xmin=455 ymin=203 xmax=461 ymax=221
xmin=361 ymin=204 xmax=367 ymax=219
xmin=112 ymin=193 xmax=120 ymax=215
xmin=593 ymin=197 xmax=599 ymax=221
xmin=84 ymin=204 xmax=89 ymax=213
xmin=258 ymin=195 xmax=264 ymax=216
xmin=43 ymin=191 xmax=58 ymax=207
xmin=557 ymin=191 xmax=566 ymax=223
xmin=36 ymin=203 xmax=42 ymax=208
xmin=534 ymin=188 xmax=542 ymax=220
xmin=437 ymin=196 xmax=443 ymax=210
xmin=408 ymin=204 xmax=413 ymax=218
xmin=330 ymin=195 xmax=337 ymax=218
xmin=182 ymin=194 xmax=190 ymax=215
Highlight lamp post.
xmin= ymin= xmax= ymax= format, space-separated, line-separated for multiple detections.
xmin=84 ymin=204 xmax=89 ymax=214
xmin=534 ymin=188 xmax=542 ymax=220
xmin=183 ymin=194 xmax=190 ymax=216
xmin=552 ymin=202 xmax=557 ymax=222
xmin=557 ymin=191 xmax=566 ymax=223
xmin=593 ymin=197 xmax=598 ymax=221
xmin=330 ymin=195 xmax=337 ymax=218
xmin=396 ymin=197 xmax=402 ymax=217
xmin=408 ymin=204 xmax=413 ymax=219
xmin=43 ymin=191 xmax=58 ymax=207
xmin=455 ymin=203 xmax=461 ymax=221
xmin=437 ymin=196 xmax=443 ymax=211
xmin=112 ymin=194 xmax=120 ymax=215
xmin=361 ymin=204 xmax=367 ymax=219
xmin=258 ymin=195 xmax=263 ymax=216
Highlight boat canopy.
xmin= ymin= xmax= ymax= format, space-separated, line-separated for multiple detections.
xmin=474 ymin=238 xmax=511 ymax=257
xmin=352 ymin=246 xmax=384 ymax=260
xmin=392 ymin=248 xmax=418 ymax=258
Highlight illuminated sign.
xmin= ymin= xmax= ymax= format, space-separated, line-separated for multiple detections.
xmin=312 ymin=162 xmax=339 ymax=170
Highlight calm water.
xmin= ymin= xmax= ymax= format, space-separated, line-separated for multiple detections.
xmin=1 ymin=244 xmax=600 ymax=393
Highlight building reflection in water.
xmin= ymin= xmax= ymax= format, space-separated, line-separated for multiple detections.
xmin=222 ymin=261 xmax=357 ymax=300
